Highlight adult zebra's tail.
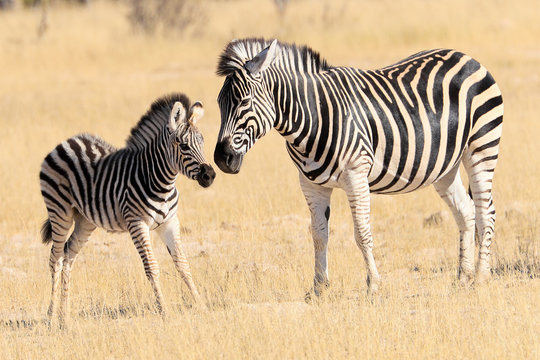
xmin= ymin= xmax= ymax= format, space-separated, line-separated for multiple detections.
xmin=41 ymin=219 xmax=52 ymax=244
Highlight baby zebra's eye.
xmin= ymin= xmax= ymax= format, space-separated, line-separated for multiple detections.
xmin=179 ymin=143 xmax=190 ymax=151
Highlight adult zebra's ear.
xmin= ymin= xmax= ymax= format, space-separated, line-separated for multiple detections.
xmin=245 ymin=39 xmax=278 ymax=77
xmin=188 ymin=102 xmax=204 ymax=126
xmin=169 ymin=101 xmax=186 ymax=132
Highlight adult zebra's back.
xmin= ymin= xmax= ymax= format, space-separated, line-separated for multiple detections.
xmin=214 ymin=39 xmax=503 ymax=297
xmin=40 ymin=93 xmax=215 ymax=326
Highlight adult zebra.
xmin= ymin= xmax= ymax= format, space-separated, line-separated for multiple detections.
xmin=40 ymin=93 xmax=215 ymax=325
xmin=214 ymin=39 xmax=503 ymax=297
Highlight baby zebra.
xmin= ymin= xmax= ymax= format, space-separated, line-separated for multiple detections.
xmin=39 ymin=93 xmax=215 ymax=326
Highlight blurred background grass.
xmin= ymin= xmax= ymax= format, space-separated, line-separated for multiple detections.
xmin=0 ymin=0 xmax=539 ymax=359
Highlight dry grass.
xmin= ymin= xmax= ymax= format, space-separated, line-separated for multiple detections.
xmin=1 ymin=0 xmax=539 ymax=358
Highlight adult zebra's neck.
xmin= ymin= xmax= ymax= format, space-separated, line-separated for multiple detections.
xmin=262 ymin=65 xmax=371 ymax=185
xmin=266 ymin=68 xmax=319 ymax=153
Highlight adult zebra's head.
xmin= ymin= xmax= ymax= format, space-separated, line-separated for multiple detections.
xmin=214 ymin=39 xmax=279 ymax=174
xmin=168 ymin=101 xmax=216 ymax=188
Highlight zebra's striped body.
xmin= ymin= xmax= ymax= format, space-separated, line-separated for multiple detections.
xmin=214 ymin=39 xmax=503 ymax=296
xmin=40 ymin=94 xmax=215 ymax=326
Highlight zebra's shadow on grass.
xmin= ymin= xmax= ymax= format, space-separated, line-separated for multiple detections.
xmin=77 ymin=299 xmax=203 ymax=320
xmin=492 ymin=257 xmax=540 ymax=279
xmin=77 ymin=302 xmax=160 ymax=320
xmin=1 ymin=318 xmax=42 ymax=330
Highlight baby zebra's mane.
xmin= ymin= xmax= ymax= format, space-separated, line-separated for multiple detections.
xmin=216 ymin=38 xmax=331 ymax=77
xmin=126 ymin=93 xmax=191 ymax=150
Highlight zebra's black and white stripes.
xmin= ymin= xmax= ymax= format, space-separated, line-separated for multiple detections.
xmin=214 ymin=39 xmax=503 ymax=295
xmin=40 ymin=93 xmax=215 ymax=326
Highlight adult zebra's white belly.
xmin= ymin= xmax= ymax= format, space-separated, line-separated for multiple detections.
xmin=367 ymin=143 xmax=462 ymax=195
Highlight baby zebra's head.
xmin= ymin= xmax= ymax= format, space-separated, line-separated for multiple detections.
xmin=167 ymin=100 xmax=216 ymax=188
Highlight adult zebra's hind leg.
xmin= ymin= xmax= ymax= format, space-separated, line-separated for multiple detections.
xmin=463 ymin=147 xmax=499 ymax=283
xmin=156 ymin=216 xmax=202 ymax=308
xmin=463 ymin=80 xmax=502 ymax=283
xmin=433 ymin=166 xmax=476 ymax=286
xmin=59 ymin=214 xmax=95 ymax=326
xmin=299 ymin=174 xmax=333 ymax=298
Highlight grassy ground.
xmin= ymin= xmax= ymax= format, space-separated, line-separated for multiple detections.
xmin=0 ymin=0 xmax=539 ymax=358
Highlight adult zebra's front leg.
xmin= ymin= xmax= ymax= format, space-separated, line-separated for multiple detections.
xmin=300 ymin=174 xmax=333 ymax=298
xmin=127 ymin=220 xmax=166 ymax=315
xmin=156 ymin=216 xmax=202 ymax=307
xmin=340 ymin=163 xmax=381 ymax=295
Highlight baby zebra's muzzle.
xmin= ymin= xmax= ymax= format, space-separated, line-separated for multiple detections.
xmin=197 ymin=163 xmax=216 ymax=188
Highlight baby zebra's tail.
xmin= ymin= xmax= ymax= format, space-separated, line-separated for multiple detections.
xmin=41 ymin=219 xmax=52 ymax=245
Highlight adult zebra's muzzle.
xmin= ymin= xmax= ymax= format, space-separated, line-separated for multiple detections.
xmin=214 ymin=140 xmax=243 ymax=174
xmin=197 ymin=164 xmax=216 ymax=188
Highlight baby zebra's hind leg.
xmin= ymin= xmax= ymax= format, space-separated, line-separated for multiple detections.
xmin=433 ymin=166 xmax=476 ymax=286
xmin=42 ymin=210 xmax=74 ymax=326
xmin=59 ymin=213 xmax=95 ymax=326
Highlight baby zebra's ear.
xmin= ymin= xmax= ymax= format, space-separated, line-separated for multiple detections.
xmin=169 ymin=101 xmax=186 ymax=132
xmin=188 ymin=102 xmax=204 ymax=125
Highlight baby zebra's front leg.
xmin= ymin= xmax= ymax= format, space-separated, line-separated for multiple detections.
xmin=156 ymin=216 xmax=203 ymax=308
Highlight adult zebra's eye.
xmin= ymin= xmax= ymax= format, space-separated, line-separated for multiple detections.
xmin=179 ymin=143 xmax=190 ymax=151
xmin=240 ymin=98 xmax=250 ymax=107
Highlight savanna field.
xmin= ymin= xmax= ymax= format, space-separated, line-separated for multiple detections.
xmin=0 ymin=0 xmax=539 ymax=358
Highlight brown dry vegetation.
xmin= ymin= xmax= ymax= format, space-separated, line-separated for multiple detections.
xmin=0 ymin=0 xmax=539 ymax=358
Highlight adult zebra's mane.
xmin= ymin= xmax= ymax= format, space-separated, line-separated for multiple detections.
xmin=125 ymin=93 xmax=191 ymax=150
xmin=216 ymin=38 xmax=331 ymax=77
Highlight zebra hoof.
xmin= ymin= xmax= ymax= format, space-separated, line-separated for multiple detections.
xmin=366 ymin=286 xmax=379 ymax=303
xmin=458 ymin=269 xmax=475 ymax=288
xmin=304 ymin=290 xmax=315 ymax=304
xmin=304 ymin=286 xmax=323 ymax=304
xmin=304 ymin=284 xmax=329 ymax=304
xmin=475 ymin=268 xmax=491 ymax=284
xmin=43 ymin=317 xmax=53 ymax=331
xmin=58 ymin=319 xmax=70 ymax=331
xmin=366 ymin=274 xmax=380 ymax=296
